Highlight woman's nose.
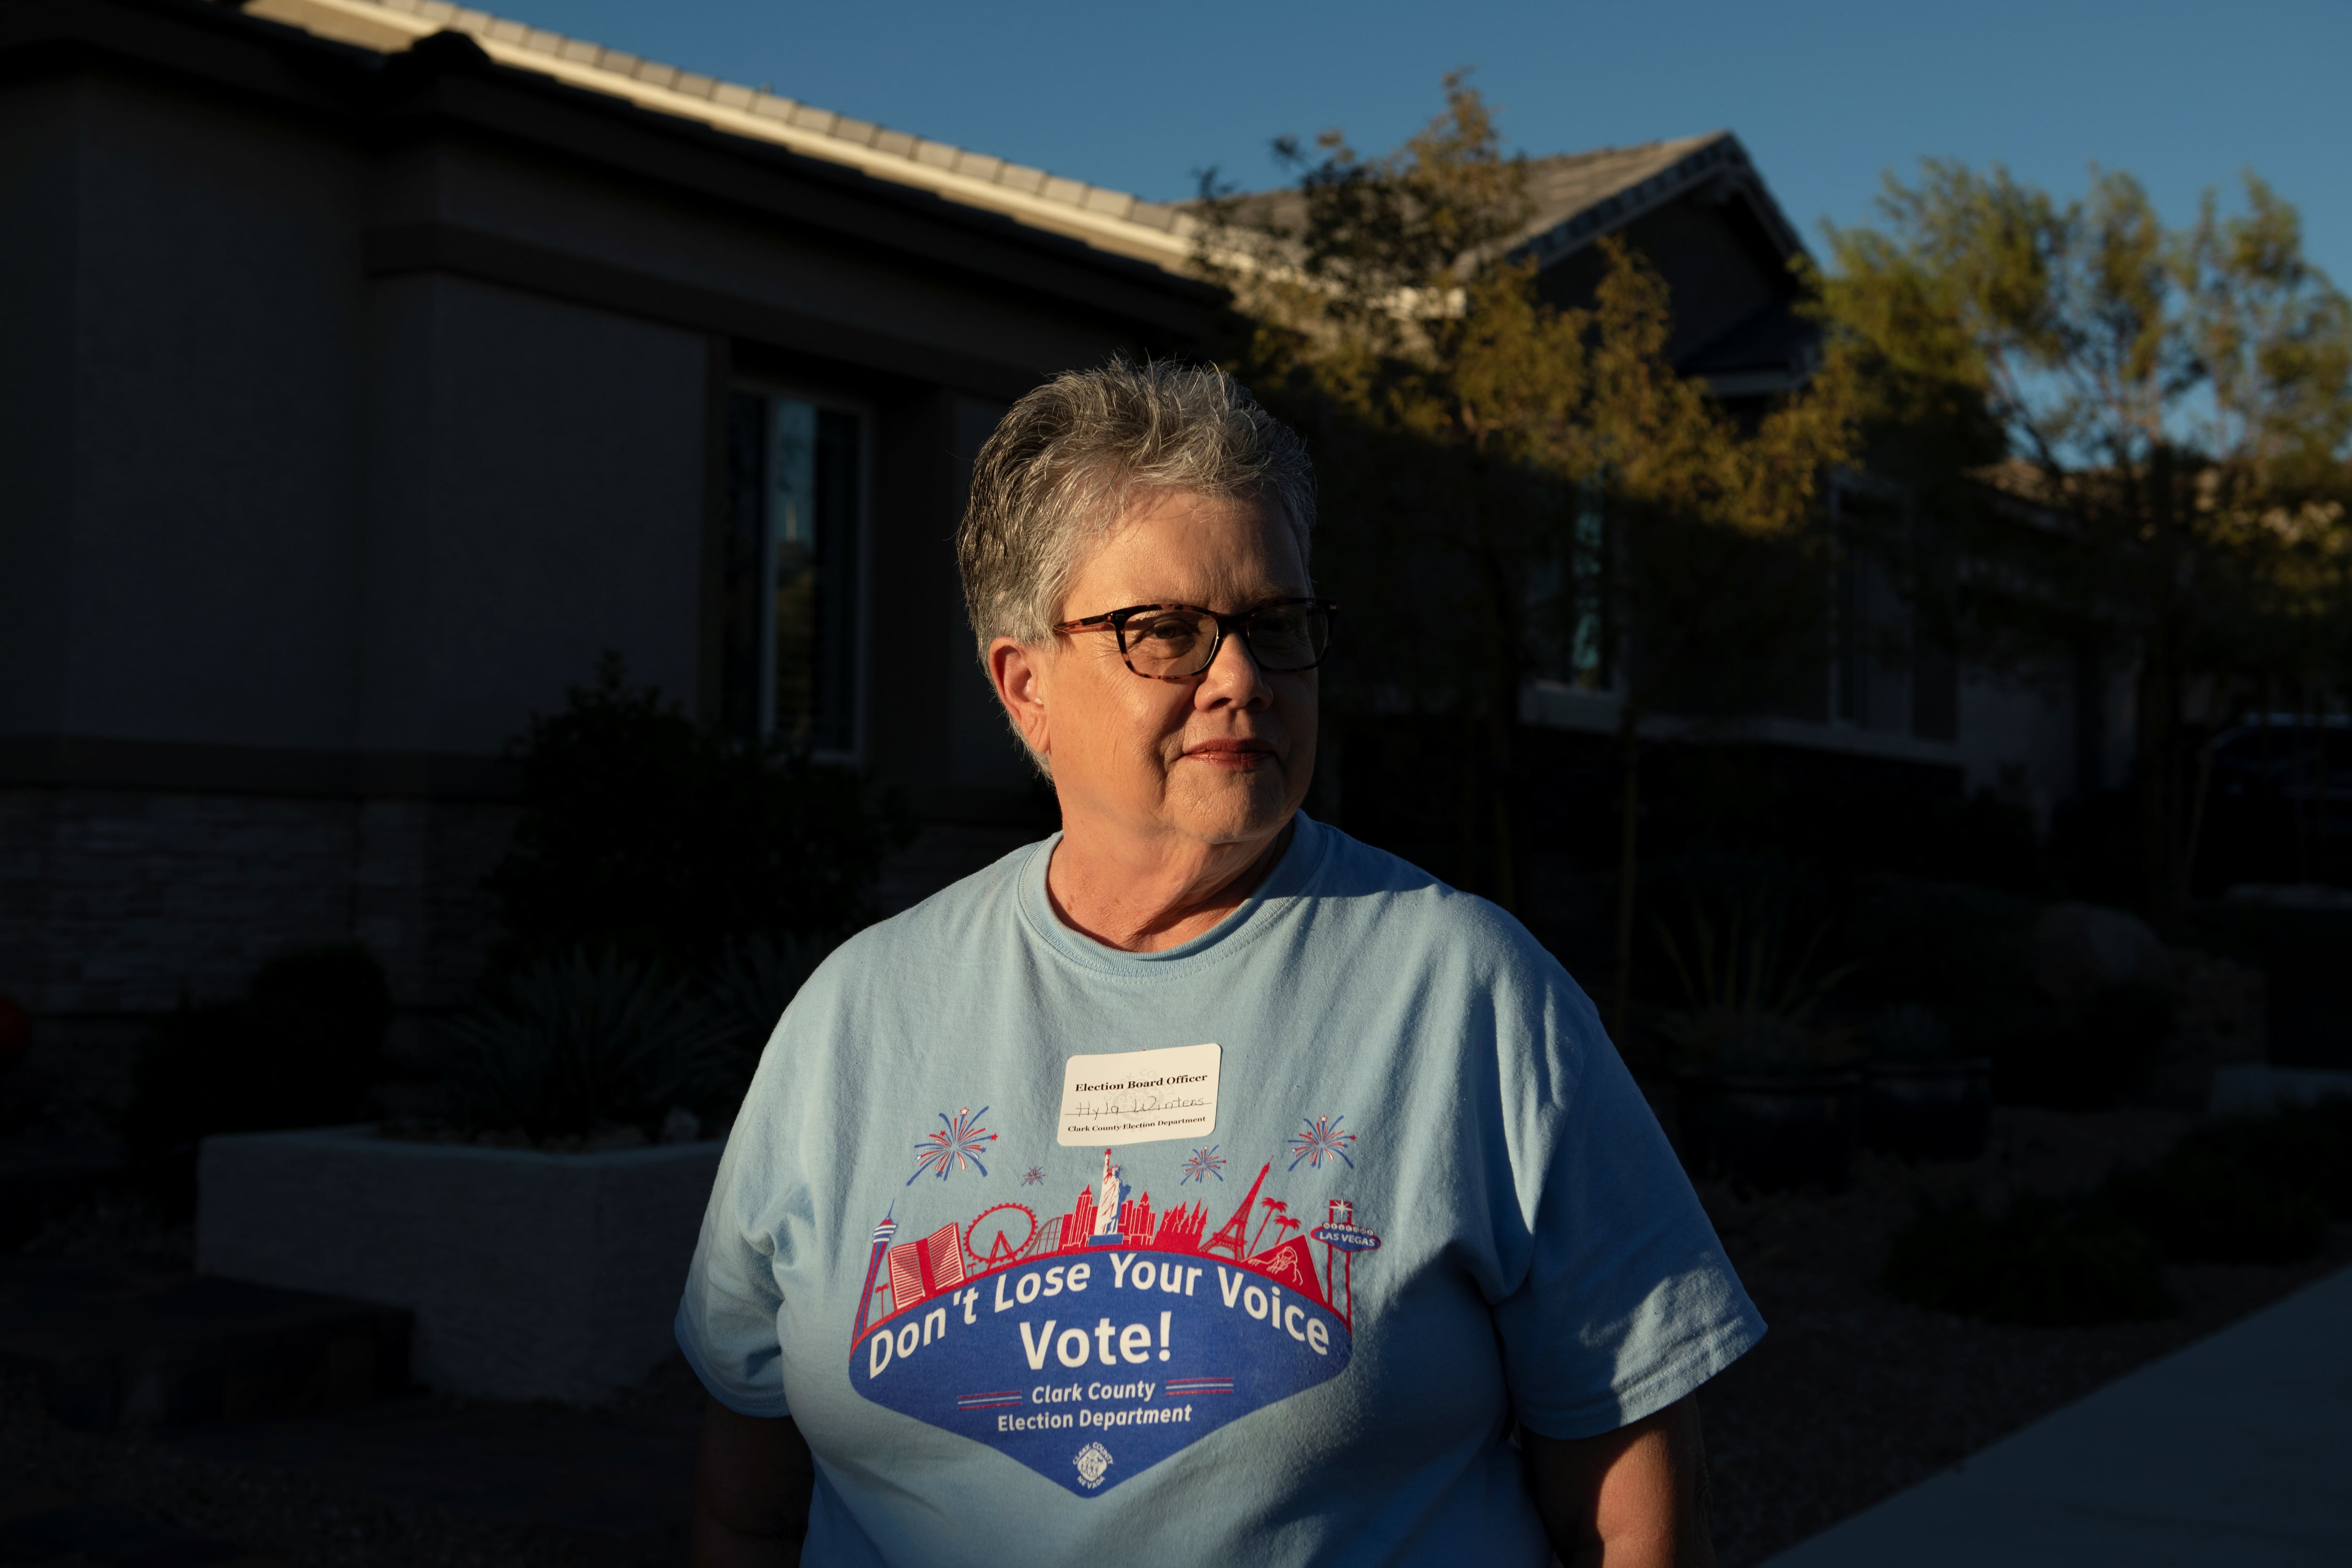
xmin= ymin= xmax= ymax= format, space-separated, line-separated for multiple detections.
xmin=1195 ymin=623 xmax=1271 ymax=707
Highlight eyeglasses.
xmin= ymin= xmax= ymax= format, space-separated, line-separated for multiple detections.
xmin=1050 ymin=597 xmax=1338 ymax=681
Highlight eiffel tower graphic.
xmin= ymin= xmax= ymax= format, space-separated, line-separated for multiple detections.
xmin=1200 ymin=1162 xmax=1271 ymax=1263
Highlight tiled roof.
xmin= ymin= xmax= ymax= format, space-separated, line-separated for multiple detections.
xmin=244 ymin=0 xmax=1800 ymax=283
xmin=1516 ymin=133 xmax=1804 ymax=265
xmin=1192 ymin=133 xmax=1803 ymax=275
xmin=241 ymin=0 xmax=1200 ymax=269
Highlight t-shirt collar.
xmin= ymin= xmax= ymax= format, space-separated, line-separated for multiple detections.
xmin=1016 ymin=812 xmax=1329 ymax=974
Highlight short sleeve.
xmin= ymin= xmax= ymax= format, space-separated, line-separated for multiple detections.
xmin=1488 ymin=980 xmax=1764 ymax=1441
xmin=675 ymin=1072 xmax=796 ymax=1418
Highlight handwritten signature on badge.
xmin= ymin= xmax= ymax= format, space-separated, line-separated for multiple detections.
xmin=1066 ymin=1089 xmax=1211 ymax=1118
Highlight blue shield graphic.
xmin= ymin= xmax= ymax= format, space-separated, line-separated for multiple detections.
xmin=853 ymin=1245 xmax=1353 ymax=1495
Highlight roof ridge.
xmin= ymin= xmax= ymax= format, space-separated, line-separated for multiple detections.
xmin=1516 ymin=129 xmax=1804 ymax=265
xmin=247 ymin=0 xmax=1198 ymax=266
xmin=1526 ymin=131 xmax=1725 ymax=165
xmin=242 ymin=2 xmax=1797 ymax=277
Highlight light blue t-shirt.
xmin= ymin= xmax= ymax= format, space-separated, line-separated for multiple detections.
xmin=676 ymin=813 xmax=1760 ymax=1565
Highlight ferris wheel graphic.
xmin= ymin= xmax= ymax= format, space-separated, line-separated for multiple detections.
xmin=965 ymin=1202 xmax=1040 ymax=1271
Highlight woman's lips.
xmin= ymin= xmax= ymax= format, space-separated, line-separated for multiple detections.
xmin=1184 ymin=740 xmax=1276 ymax=770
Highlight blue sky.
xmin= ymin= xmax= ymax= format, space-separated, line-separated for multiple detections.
xmin=496 ymin=0 xmax=2349 ymax=287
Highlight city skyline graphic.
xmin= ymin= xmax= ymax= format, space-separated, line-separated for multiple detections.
xmin=857 ymin=1146 xmax=1378 ymax=1338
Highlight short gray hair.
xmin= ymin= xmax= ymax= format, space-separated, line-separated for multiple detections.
xmin=957 ymin=360 xmax=1316 ymax=655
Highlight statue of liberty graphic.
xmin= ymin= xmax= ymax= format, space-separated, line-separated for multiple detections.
xmin=1089 ymin=1146 xmax=1128 ymax=1246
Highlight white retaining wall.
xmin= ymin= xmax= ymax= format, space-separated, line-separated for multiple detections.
xmin=197 ymin=1127 xmax=723 ymax=1404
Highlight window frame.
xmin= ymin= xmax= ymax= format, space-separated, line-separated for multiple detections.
xmin=725 ymin=378 xmax=876 ymax=764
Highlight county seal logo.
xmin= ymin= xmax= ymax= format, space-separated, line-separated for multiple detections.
xmin=1073 ymin=1441 xmax=1113 ymax=1490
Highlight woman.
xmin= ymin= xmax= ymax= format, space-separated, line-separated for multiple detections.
xmin=679 ymin=361 xmax=1759 ymax=1566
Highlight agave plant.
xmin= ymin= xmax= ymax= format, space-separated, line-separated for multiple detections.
xmin=1652 ymin=892 xmax=1856 ymax=1075
xmin=445 ymin=949 xmax=747 ymax=1140
xmin=705 ymin=931 xmax=835 ymax=1053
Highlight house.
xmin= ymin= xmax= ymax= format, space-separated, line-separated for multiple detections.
xmin=1 ymin=0 xmax=2114 ymax=1059
xmin=1181 ymin=128 xmax=2120 ymax=831
xmin=1497 ymin=134 xmax=2125 ymax=828
xmin=0 ymin=0 xmax=1212 ymax=1049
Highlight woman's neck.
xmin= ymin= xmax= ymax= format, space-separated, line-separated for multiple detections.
xmin=1045 ymin=817 xmax=1296 ymax=953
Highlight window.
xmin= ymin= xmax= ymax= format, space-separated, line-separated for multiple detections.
xmin=723 ymin=390 xmax=864 ymax=752
xmin=1535 ymin=485 xmax=1614 ymax=691
xmin=1565 ymin=488 xmax=1613 ymax=691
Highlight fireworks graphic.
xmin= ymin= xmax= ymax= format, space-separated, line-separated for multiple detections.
xmin=907 ymin=1106 xmax=996 ymax=1185
xmin=1179 ymin=1145 xmax=1228 ymax=1185
xmin=1020 ymin=1166 xmax=1046 ymax=1186
xmin=1287 ymin=1115 xmax=1359 ymax=1171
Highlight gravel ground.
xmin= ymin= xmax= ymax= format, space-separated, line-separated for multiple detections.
xmin=2 ymin=1378 xmax=584 ymax=1568
xmin=1695 ymin=1105 xmax=2352 ymax=1566
xmin=0 ymin=1360 xmax=705 ymax=1568
xmin=6 ymin=1105 xmax=2344 ymax=1565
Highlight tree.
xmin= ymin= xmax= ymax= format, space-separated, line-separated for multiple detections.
xmin=1822 ymin=163 xmax=2352 ymax=917
xmin=1198 ymin=78 xmax=1860 ymax=1027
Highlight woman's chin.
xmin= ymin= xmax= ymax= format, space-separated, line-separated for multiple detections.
xmin=1167 ymin=775 xmax=1294 ymax=846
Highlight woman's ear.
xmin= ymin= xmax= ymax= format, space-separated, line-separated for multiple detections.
xmin=987 ymin=637 xmax=1052 ymax=763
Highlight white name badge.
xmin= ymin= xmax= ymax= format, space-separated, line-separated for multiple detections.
xmin=1056 ymin=1043 xmax=1221 ymax=1147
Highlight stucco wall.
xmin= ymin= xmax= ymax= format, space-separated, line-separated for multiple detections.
xmin=358 ymin=272 xmax=708 ymax=756
xmin=58 ymin=75 xmax=371 ymax=750
xmin=0 ymin=82 xmax=79 ymax=739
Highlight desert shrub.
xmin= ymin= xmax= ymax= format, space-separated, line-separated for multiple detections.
xmin=2103 ymin=1144 xmax=2329 ymax=1265
xmin=444 ymin=949 xmax=750 ymax=1141
xmin=1992 ymin=981 xmax=2177 ymax=1112
xmin=486 ymin=656 xmax=909 ymax=977
xmin=1835 ymin=877 xmax=2039 ymax=1049
xmin=2096 ymin=1097 xmax=2352 ymax=1264
xmin=2191 ymin=1097 xmax=2352 ymax=1218
xmin=1883 ymin=1192 xmax=2173 ymax=1325
xmin=124 ymin=945 xmax=393 ymax=1209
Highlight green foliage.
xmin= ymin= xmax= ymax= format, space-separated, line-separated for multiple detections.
xmin=444 ymin=950 xmax=749 ymax=1141
xmin=125 ymin=945 xmax=393 ymax=1207
xmin=1883 ymin=1193 xmax=2173 ymax=1325
xmin=1196 ymin=77 xmax=1860 ymax=931
xmin=1822 ymin=162 xmax=2352 ymax=919
xmin=486 ymin=655 xmax=909 ymax=977
xmin=2104 ymin=1144 xmax=2329 ymax=1265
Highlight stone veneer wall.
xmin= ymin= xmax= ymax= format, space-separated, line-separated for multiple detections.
xmin=0 ymin=786 xmax=514 ymax=1019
